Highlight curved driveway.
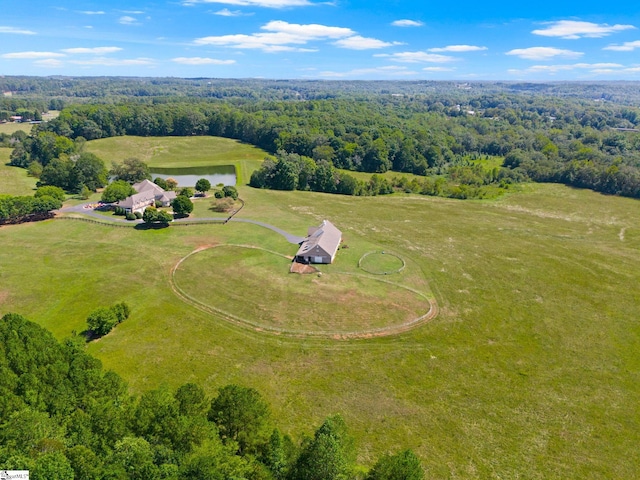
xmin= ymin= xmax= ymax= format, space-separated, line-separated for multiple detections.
xmin=57 ymin=203 xmax=305 ymax=244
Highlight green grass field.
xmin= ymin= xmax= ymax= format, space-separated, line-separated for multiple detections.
xmin=85 ymin=136 xmax=269 ymax=185
xmin=0 ymin=122 xmax=33 ymax=135
xmin=0 ymin=148 xmax=38 ymax=195
xmin=173 ymin=245 xmax=431 ymax=335
xmin=1 ymin=164 xmax=639 ymax=477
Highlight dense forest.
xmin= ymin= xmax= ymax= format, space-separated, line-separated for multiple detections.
xmin=0 ymin=313 xmax=424 ymax=479
xmin=5 ymin=77 xmax=639 ymax=199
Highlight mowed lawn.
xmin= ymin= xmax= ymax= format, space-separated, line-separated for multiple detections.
xmin=173 ymin=245 xmax=431 ymax=334
xmin=85 ymin=136 xmax=268 ymax=185
xmin=0 ymin=148 xmax=37 ymax=195
xmin=1 ymin=182 xmax=639 ymax=478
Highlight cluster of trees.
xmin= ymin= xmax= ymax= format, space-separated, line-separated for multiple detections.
xmin=7 ymin=77 xmax=640 ymax=199
xmin=0 ymin=186 xmax=64 ymax=224
xmin=86 ymin=302 xmax=130 ymax=338
xmin=250 ymin=151 xmax=391 ymax=196
xmin=25 ymin=91 xmax=639 ymax=199
xmin=0 ymin=313 xmax=424 ymax=479
xmin=8 ymin=130 xmax=108 ymax=194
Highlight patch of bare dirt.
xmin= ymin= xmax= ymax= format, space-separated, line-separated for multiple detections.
xmin=290 ymin=262 xmax=318 ymax=274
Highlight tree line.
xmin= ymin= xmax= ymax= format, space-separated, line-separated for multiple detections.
xmin=7 ymin=84 xmax=640 ymax=199
xmin=0 ymin=186 xmax=64 ymax=224
xmin=0 ymin=313 xmax=424 ymax=479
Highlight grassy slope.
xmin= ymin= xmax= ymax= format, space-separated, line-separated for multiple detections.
xmin=0 ymin=122 xmax=33 ymax=135
xmin=0 ymin=148 xmax=37 ymax=195
xmin=1 ymin=173 xmax=639 ymax=477
xmin=85 ymin=136 xmax=268 ymax=185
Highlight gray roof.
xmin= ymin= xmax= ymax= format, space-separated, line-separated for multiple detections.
xmin=117 ymin=190 xmax=156 ymax=209
xmin=133 ymin=179 xmax=165 ymax=196
xmin=296 ymin=220 xmax=342 ymax=259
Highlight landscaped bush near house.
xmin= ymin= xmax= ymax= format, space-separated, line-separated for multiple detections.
xmin=134 ymin=211 xmax=143 ymax=219
xmin=114 ymin=206 xmax=125 ymax=216
xmin=125 ymin=212 xmax=136 ymax=220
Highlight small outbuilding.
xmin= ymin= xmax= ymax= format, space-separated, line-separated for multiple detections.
xmin=295 ymin=220 xmax=342 ymax=264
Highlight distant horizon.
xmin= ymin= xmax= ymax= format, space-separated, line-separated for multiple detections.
xmin=3 ymin=75 xmax=640 ymax=84
xmin=2 ymin=0 xmax=639 ymax=80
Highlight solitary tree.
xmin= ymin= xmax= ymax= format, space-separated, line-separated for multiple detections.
xmin=366 ymin=450 xmax=425 ymax=480
xmin=195 ymin=178 xmax=211 ymax=196
xmin=171 ymin=195 xmax=193 ymax=217
xmin=87 ymin=307 xmax=118 ymax=337
xmin=110 ymin=158 xmax=151 ymax=184
xmin=101 ymin=180 xmax=135 ymax=203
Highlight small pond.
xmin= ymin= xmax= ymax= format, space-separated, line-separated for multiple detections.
xmin=150 ymin=165 xmax=236 ymax=187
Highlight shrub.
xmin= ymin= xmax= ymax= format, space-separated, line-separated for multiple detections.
xmin=134 ymin=211 xmax=143 ymax=219
xmin=179 ymin=187 xmax=193 ymax=198
xmin=112 ymin=302 xmax=131 ymax=323
xmin=211 ymin=197 xmax=235 ymax=212
xmin=222 ymin=185 xmax=238 ymax=200
xmin=214 ymin=190 xmax=224 ymax=199
xmin=125 ymin=212 xmax=136 ymax=220
xmin=87 ymin=307 xmax=118 ymax=337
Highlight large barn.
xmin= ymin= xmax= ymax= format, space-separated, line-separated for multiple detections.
xmin=295 ymin=220 xmax=342 ymax=264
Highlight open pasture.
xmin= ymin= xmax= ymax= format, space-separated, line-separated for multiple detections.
xmin=1 ymin=180 xmax=639 ymax=478
xmin=85 ymin=135 xmax=268 ymax=184
xmin=173 ymin=245 xmax=431 ymax=336
xmin=0 ymin=148 xmax=37 ymax=195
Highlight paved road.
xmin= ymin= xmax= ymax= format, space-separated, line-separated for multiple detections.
xmin=57 ymin=204 xmax=306 ymax=244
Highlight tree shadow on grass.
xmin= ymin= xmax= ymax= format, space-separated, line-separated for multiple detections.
xmin=134 ymin=222 xmax=171 ymax=230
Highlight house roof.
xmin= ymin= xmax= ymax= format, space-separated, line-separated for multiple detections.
xmin=133 ymin=179 xmax=164 ymax=196
xmin=117 ymin=190 xmax=156 ymax=209
xmin=158 ymin=191 xmax=177 ymax=203
xmin=296 ymin=220 xmax=342 ymax=259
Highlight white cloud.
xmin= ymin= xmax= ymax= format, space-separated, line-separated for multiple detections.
xmin=375 ymin=51 xmax=456 ymax=63
xmin=69 ymin=57 xmax=155 ymax=66
xmin=119 ymin=16 xmax=139 ymax=26
xmin=120 ymin=10 xmax=145 ymax=14
xmin=0 ymin=26 xmax=36 ymax=35
xmin=183 ymin=0 xmax=312 ymax=7
xmin=79 ymin=11 xmax=105 ymax=15
xmin=318 ymin=66 xmax=417 ymax=78
xmin=509 ymin=63 xmax=625 ymax=75
xmin=195 ymin=20 xmax=353 ymax=51
xmin=391 ymin=20 xmax=423 ymax=27
xmin=212 ymin=8 xmax=249 ymax=16
xmin=532 ymin=20 xmax=636 ymax=39
xmin=423 ymin=66 xmax=454 ymax=72
xmin=429 ymin=45 xmax=487 ymax=53
xmin=62 ymin=47 xmax=123 ymax=54
xmin=172 ymin=57 xmax=236 ymax=65
xmin=1 ymin=51 xmax=66 ymax=59
xmin=261 ymin=20 xmax=353 ymax=39
xmin=604 ymin=40 xmax=640 ymax=51
xmin=34 ymin=59 xmax=65 ymax=68
xmin=333 ymin=36 xmax=400 ymax=50
xmin=505 ymin=47 xmax=583 ymax=60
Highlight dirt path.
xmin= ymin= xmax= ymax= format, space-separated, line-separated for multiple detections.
xmin=170 ymin=244 xmax=438 ymax=340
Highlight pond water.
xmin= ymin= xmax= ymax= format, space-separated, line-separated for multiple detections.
xmin=150 ymin=165 xmax=236 ymax=187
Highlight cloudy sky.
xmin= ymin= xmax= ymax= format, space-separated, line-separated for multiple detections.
xmin=1 ymin=0 xmax=640 ymax=79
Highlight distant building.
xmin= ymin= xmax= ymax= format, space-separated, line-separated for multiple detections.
xmin=117 ymin=179 xmax=177 ymax=214
xmin=295 ymin=220 xmax=342 ymax=264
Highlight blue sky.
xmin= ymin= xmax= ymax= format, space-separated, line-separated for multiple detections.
xmin=1 ymin=0 xmax=640 ymax=80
